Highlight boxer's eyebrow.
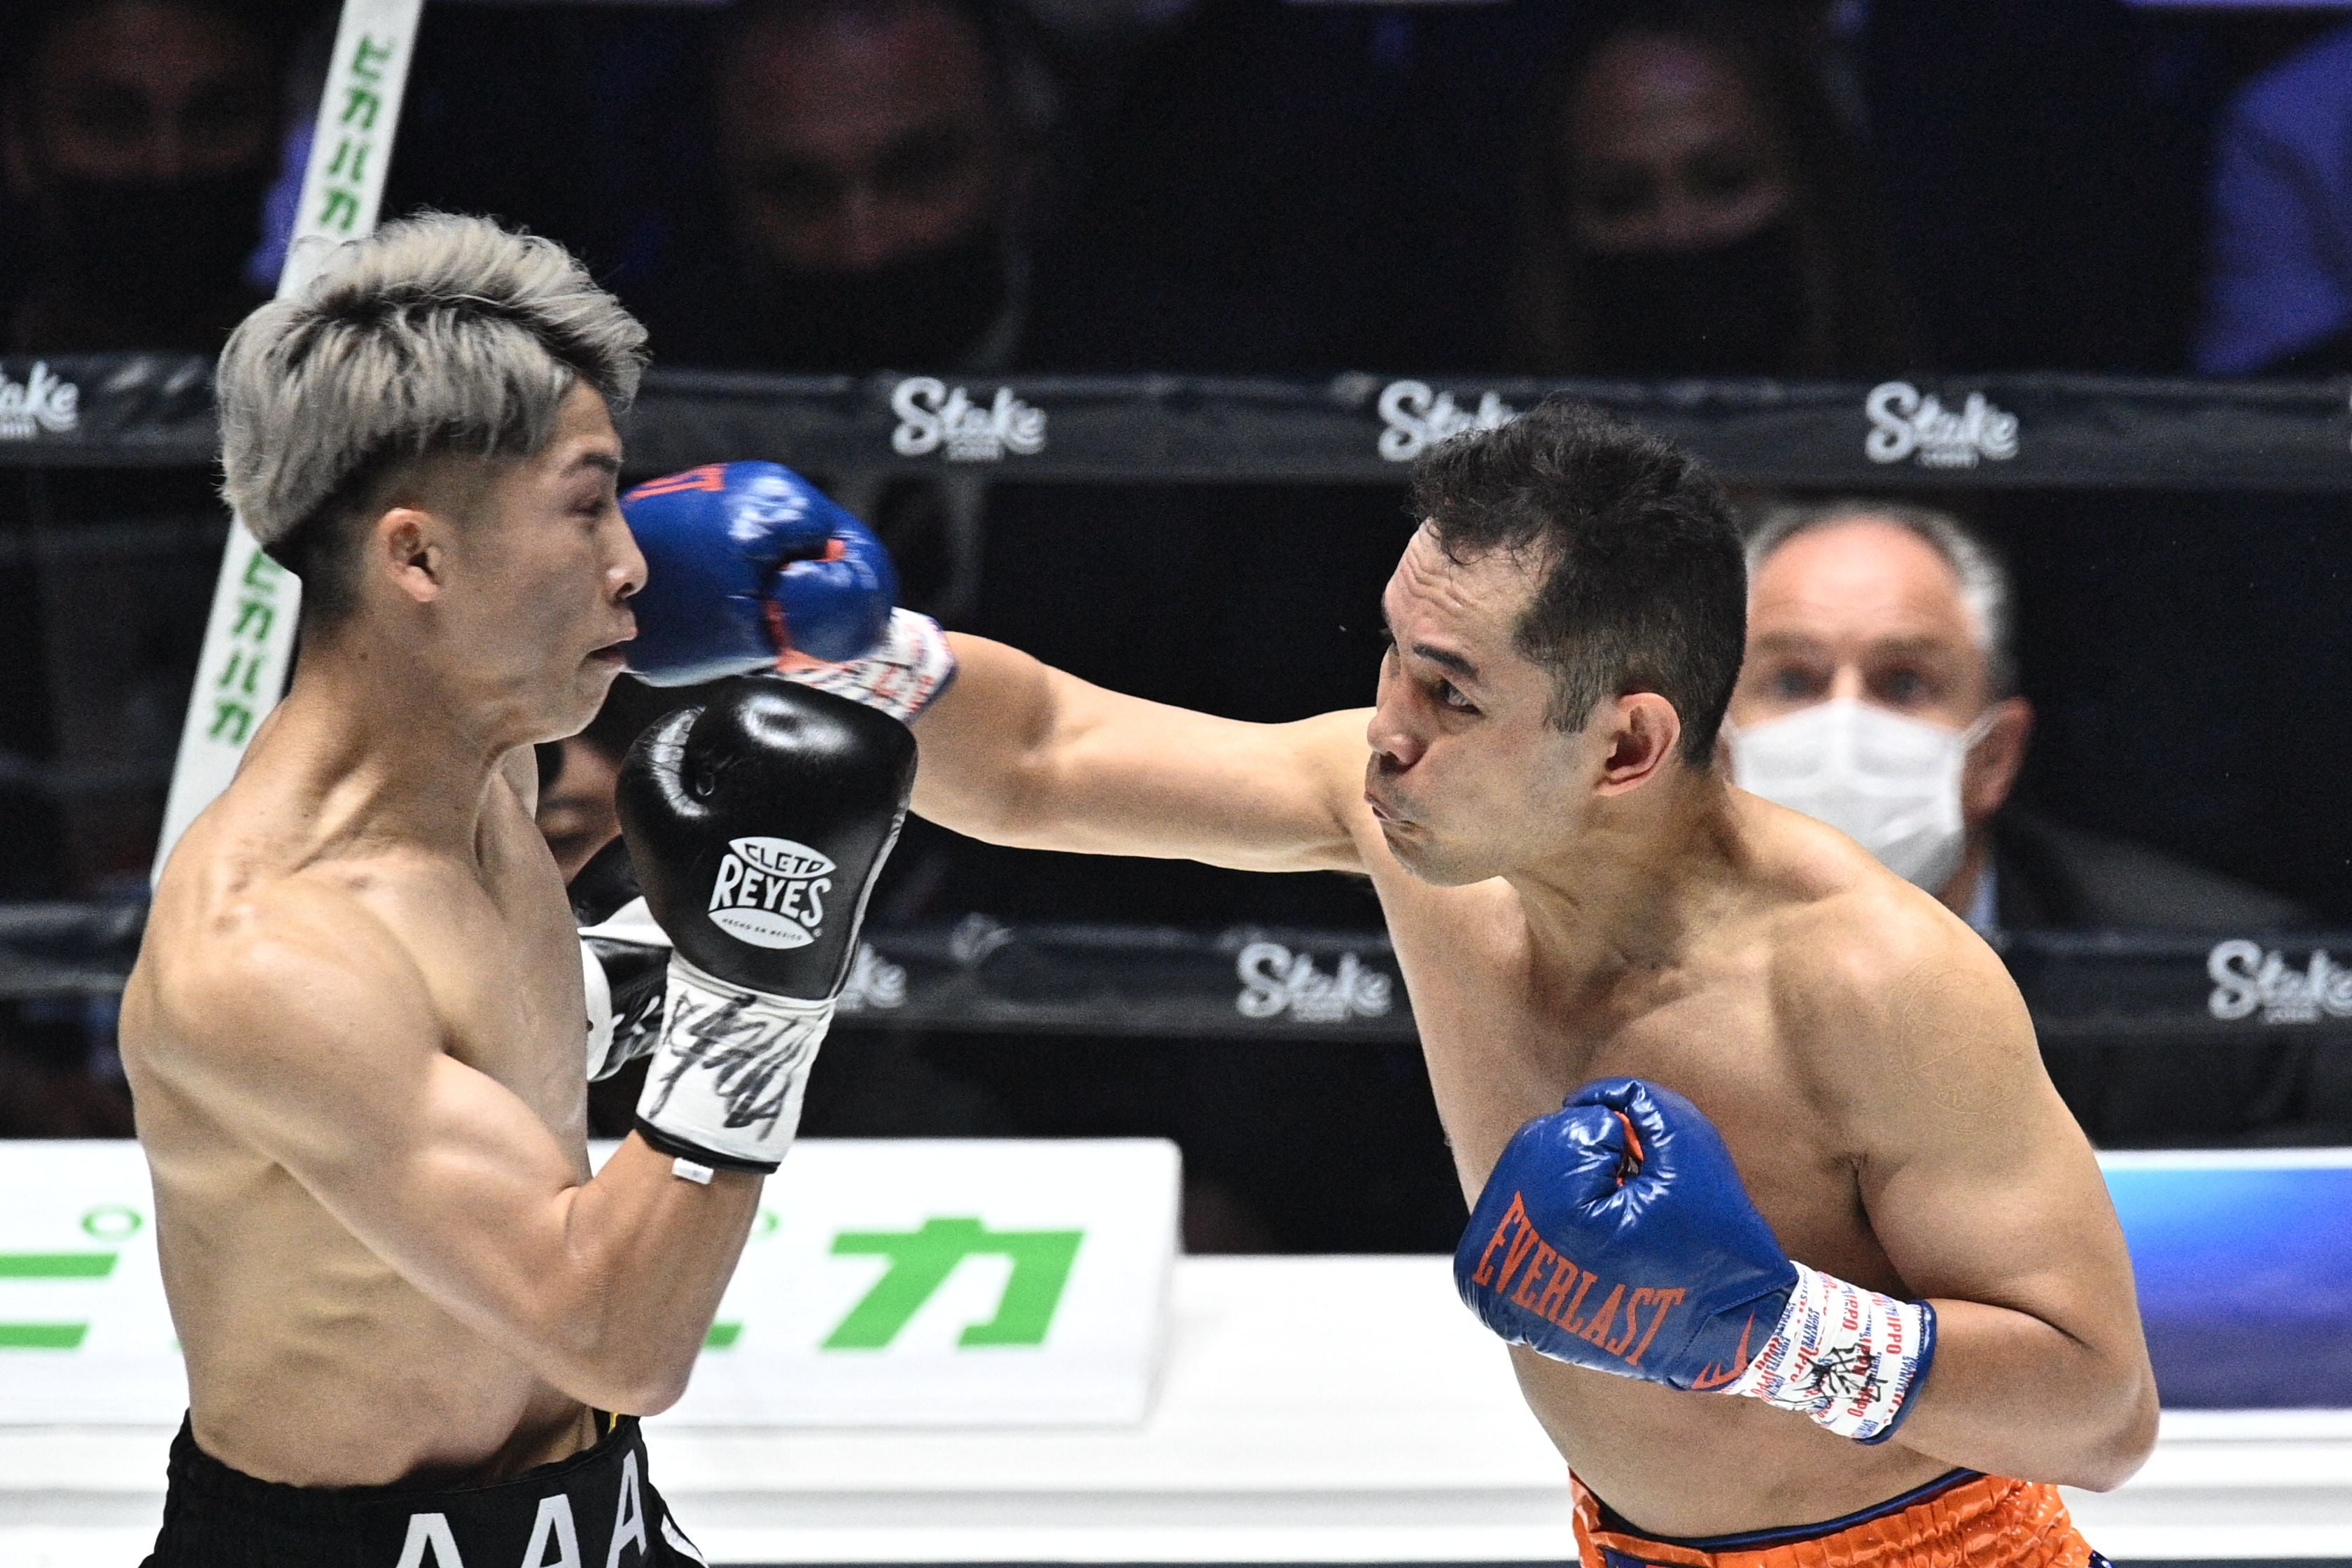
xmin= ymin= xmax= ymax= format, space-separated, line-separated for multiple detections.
xmin=1378 ymin=606 xmax=1480 ymax=680
xmin=572 ymin=451 xmax=622 ymax=477
xmin=1411 ymin=639 xmax=1479 ymax=680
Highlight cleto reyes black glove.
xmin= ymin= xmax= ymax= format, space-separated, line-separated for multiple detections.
xmin=616 ymin=677 xmax=914 ymax=1175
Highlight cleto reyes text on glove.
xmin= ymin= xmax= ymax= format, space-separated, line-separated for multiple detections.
xmin=1455 ymin=1078 xmax=1937 ymax=1444
xmin=616 ymin=677 xmax=915 ymax=1175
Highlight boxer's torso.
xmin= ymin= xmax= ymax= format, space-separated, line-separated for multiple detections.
xmin=1359 ymin=787 xmax=1960 ymax=1538
xmin=122 ymin=742 xmax=599 ymax=1488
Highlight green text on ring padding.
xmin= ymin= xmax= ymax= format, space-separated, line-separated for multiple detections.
xmin=0 ymin=1224 xmax=1088 ymax=1356
xmin=706 ymin=1219 xmax=1085 ymax=1352
xmin=0 ymin=1252 xmax=118 ymax=1350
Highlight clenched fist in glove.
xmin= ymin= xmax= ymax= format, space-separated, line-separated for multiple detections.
xmin=616 ymin=677 xmax=914 ymax=1175
xmin=1456 ymin=1079 xmax=1937 ymax=1444
xmin=622 ymin=461 xmax=955 ymax=722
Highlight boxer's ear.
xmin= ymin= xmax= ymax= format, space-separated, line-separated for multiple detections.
xmin=376 ymin=506 xmax=447 ymax=606
xmin=1593 ymin=693 xmax=1681 ymax=797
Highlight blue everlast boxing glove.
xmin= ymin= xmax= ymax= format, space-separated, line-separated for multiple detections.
xmin=622 ymin=461 xmax=897 ymax=687
xmin=1455 ymin=1079 xmax=1935 ymax=1444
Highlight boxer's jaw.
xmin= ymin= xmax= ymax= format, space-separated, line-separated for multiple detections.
xmin=419 ymin=386 xmax=643 ymax=750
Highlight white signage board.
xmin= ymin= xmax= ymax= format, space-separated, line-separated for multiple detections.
xmin=0 ymin=1139 xmax=1179 ymax=1428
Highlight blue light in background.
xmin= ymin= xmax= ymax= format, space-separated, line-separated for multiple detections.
xmin=2102 ymin=1154 xmax=2352 ymax=1408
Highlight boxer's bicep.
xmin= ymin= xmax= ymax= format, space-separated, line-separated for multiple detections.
xmin=1838 ymin=943 xmax=2156 ymax=1478
xmin=163 ymin=898 xmax=685 ymax=1399
xmin=1860 ymin=958 xmax=2127 ymax=1338
xmin=172 ymin=907 xmax=580 ymax=1296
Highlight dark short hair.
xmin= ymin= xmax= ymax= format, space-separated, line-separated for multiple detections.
xmin=1408 ymin=398 xmax=1746 ymax=764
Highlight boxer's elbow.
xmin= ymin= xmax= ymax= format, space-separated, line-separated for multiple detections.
xmin=607 ymin=1352 xmax=696 ymax=1418
xmin=2068 ymin=1370 xmax=2160 ymax=1492
xmin=551 ymin=1332 xmax=699 ymax=1417
xmin=533 ymin=1288 xmax=705 ymax=1415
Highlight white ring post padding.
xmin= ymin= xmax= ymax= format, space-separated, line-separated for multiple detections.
xmin=153 ymin=0 xmax=426 ymax=881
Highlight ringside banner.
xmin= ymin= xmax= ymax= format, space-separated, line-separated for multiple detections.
xmin=0 ymin=1139 xmax=1179 ymax=1427
xmin=8 ymin=362 xmax=2347 ymax=489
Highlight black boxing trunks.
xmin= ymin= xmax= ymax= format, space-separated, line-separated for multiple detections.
xmin=142 ymin=1410 xmax=706 ymax=1567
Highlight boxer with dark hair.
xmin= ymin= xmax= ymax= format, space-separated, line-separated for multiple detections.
xmin=124 ymin=214 xmax=913 ymax=1567
xmin=650 ymin=398 xmax=2155 ymax=1567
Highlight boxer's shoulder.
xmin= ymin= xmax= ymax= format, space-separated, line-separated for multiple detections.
xmin=140 ymin=859 xmax=439 ymax=1076
xmin=1759 ymin=864 xmax=2034 ymax=1133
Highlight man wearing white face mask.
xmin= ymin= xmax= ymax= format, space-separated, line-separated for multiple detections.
xmin=1723 ymin=501 xmax=2304 ymax=939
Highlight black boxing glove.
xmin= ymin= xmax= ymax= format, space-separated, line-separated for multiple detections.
xmin=568 ymin=837 xmax=671 ymax=1083
xmin=617 ymin=678 xmax=915 ymax=1175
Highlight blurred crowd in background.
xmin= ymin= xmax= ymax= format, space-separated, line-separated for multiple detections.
xmin=4 ymin=0 xmax=2352 ymax=1245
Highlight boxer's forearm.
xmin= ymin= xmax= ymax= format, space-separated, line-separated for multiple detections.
xmin=533 ymin=1135 xmax=764 ymax=1413
xmin=911 ymin=633 xmax=1366 ymax=871
xmin=1883 ymin=1298 xmax=2158 ymax=1491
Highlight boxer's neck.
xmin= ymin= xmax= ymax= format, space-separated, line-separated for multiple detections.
xmin=260 ymin=631 xmax=543 ymax=854
xmin=1510 ymin=762 xmax=1745 ymax=977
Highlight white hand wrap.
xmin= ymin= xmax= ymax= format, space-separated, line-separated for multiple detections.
xmin=582 ymin=943 xmax=617 ymax=1079
xmin=580 ymin=895 xmax=671 ymax=1082
xmin=634 ymin=956 xmax=833 ymax=1172
xmin=1723 ymin=1261 xmax=1936 ymax=1443
xmin=779 ymin=607 xmax=955 ymax=724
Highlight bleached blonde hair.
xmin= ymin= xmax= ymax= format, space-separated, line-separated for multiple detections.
xmin=216 ymin=213 xmax=647 ymax=610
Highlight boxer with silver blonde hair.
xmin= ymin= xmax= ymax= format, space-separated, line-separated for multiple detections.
xmin=124 ymin=213 xmax=913 ymax=1567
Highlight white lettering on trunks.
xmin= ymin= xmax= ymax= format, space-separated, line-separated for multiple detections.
xmin=607 ymin=1450 xmax=648 ymax=1567
xmin=392 ymin=1512 xmax=466 ymax=1568
xmin=522 ymin=1494 xmax=582 ymax=1568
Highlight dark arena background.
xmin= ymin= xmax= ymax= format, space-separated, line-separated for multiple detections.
xmin=2 ymin=0 xmax=2351 ymax=1562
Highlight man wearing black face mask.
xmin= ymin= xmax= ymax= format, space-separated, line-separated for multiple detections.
xmin=644 ymin=0 xmax=1032 ymax=374
xmin=1 ymin=0 xmax=290 ymax=353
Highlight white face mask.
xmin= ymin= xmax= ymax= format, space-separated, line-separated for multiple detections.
xmin=1726 ymin=698 xmax=1996 ymax=892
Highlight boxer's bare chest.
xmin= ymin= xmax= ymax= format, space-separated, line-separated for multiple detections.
xmin=1369 ymin=874 xmax=1946 ymax=1533
xmin=371 ymin=803 xmax=590 ymax=1138
xmin=1376 ymin=875 xmax=1897 ymax=1292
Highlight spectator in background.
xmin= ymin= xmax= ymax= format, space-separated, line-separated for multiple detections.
xmin=1726 ymin=500 xmax=2305 ymax=934
xmin=641 ymin=0 xmax=1040 ymax=373
xmin=0 ymin=0 xmax=292 ymax=352
xmin=533 ymin=677 xmax=680 ymax=881
xmin=638 ymin=0 xmax=1051 ymax=624
xmin=1506 ymin=0 xmax=1908 ymax=376
xmin=1725 ymin=500 xmax=2325 ymax=1147
xmin=2196 ymin=20 xmax=2352 ymax=377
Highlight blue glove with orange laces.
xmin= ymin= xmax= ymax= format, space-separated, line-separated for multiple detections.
xmin=620 ymin=461 xmax=955 ymax=722
xmin=1455 ymin=1079 xmax=1935 ymax=1443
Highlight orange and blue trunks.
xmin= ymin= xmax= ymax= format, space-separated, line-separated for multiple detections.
xmin=1574 ymin=1468 xmax=2110 ymax=1568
